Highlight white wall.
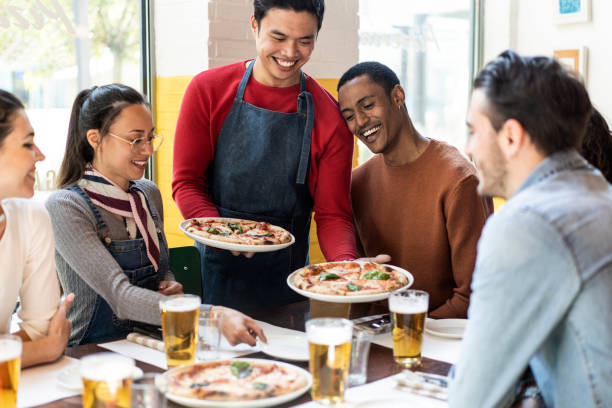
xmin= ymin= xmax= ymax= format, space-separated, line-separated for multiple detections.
xmin=483 ymin=0 xmax=612 ymax=122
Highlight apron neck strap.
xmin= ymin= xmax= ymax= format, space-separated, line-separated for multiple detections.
xmin=236 ymin=59 xmax=307 ymax=102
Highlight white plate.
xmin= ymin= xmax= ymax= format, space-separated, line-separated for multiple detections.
xmin=425 ymin=319 xmax=467 ymax=339
xmin=259 ymin=334 xmax=309 ymax=362
xmin=286 ymin=261 xmax=414 ymax=303
xmin=57 ymin=365 xmax=143 ymax=392
xmin=179 ymin=218 xmax=295 ymax=253
xmin=157 ymin=358 xmax=312 ymax=408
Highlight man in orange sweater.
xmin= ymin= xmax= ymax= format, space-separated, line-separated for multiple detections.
xmin=337 ymin=62 xmax=493 ymax=318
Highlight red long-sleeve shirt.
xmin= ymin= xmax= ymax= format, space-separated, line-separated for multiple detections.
xmin=172 ymin=61 xmax=358 ymax=261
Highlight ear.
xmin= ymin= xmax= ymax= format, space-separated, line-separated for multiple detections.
xmin=86 ymin=129 xmax=100 ymax=150
xmin=390 ymin=85 xmax=406 ymax=108
xmin=498 ymin=119 xmax=527 ymax=159
xmin=250 ymin=15 xmax=258 ymax=37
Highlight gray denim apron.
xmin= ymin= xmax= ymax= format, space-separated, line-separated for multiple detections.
xmin=196 ymin=60 xmax=314 ymax=312
xmin=68 ymin=185 xmax=168 ymax=344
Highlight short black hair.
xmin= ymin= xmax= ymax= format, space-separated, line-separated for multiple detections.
xmin=474 ymin=49 xmax=592 ymax=156
xmin=337 ymin=61 xmax=400 ymax=97
xmin=253 ymin=0 xmax=324 ymax=32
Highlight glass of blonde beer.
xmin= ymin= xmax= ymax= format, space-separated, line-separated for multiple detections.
xmin=306 ymin=318 xmax=353 ymax=405
xmin=159 ymin=294 xmax=200 ymax=368
xmin=389 ymin=289 xmax=429 ymax=369
xmin=80 ymin=353 xmax=135 ymax=408
xmin=0 ymin=335 xmax=22 ymax=408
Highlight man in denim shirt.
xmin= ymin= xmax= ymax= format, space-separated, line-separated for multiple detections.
xmin=449 ymin=50 xmax=612 ymax=407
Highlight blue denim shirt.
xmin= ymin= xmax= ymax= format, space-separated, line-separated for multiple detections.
xmin=449 ymin=150 xmax=612 ymax=408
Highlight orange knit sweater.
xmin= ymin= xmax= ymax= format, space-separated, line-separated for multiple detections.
xmin=351 ymin=139 xmax=493 ymax=318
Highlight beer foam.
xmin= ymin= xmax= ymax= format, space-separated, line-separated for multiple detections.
xmin=160 ymin=296 xmax=200 ymax=312
xmin=389 ymin=297 xmax=428 ymax=314
xmin=307 ymin=327 xmax=352 ymax=346
xmin=80 ymin=354 xmax=134 ymax=381
xmin=0 ymin=339 xmax=21 ymax=362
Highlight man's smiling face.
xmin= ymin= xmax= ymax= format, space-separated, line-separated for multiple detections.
xmin=338 ymin=74 xmax=404 ymax=156
xmin=251 ymin=8 xmax=318 ymax=88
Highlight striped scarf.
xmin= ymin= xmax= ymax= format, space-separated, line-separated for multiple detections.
xmin=78 ymin=165 xmax=161 ymax=271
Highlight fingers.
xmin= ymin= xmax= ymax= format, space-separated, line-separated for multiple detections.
xmin=230 ymin=251 xmax=256 ymax=258
xmin=247 ymin=320 xmax=267 ymax=343
xmin=59 ymin=293 xmax=75 ymax=314
xmin=374 ymin=254 xmax=391 ymax=264
xmin=157 ymin=281 xmax=183 ymax=295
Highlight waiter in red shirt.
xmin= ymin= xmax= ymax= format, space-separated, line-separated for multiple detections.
xmin=172 ymin=0 xmax=360 ymax=312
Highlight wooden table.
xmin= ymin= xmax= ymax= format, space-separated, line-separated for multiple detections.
xmin=39 ymin=301 xmax=452 ymax=407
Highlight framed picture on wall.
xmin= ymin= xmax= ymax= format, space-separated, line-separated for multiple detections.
xmin=553 ymin=47 xmax=588 ymax=81
xmin=553 ymin=0 xmax=591 ymax=24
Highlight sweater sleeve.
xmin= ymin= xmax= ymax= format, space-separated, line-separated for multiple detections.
xmin=18 ymin=202 xmax=61 ymax=340
xmin=46 ymin=191 xmax=167 ymax=326
xmin=430 ymin=175 xmax=493 ymax=319
xmin=312 ymin=120 xmax=359 ymax=261
xmin=172 ymin=77 xmax=220 ymax=220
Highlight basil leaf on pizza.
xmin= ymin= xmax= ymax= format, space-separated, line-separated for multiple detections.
xmin=363 ymin=270 xmax=390 ymax=280
xmin=230 ymin=361 xmax=252 ymax=378
xmin=347 ymin=282 xmax=361 ymax=291
xmin=320 ymin=273 xmax=340 ymax=281
xmin=253 ymin=382 xmax=268 ymax=390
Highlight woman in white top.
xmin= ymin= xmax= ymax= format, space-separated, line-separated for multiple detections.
xmin=0 ymin=89 xmax=73 ymax=367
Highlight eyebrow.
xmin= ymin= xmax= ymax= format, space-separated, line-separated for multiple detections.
xmin=126 ymin=127 xmax=155 ymax=135
xmin=270 ymin=30 xmax=315 ymax=40
xmin=340 ymin=94 xmax=376 ymax=114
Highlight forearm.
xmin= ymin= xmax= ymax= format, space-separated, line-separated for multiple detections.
xmin=20 ymin=335 xmax=65 ymax=368
xmin=429 ymin=292 xmax=469 ymax=319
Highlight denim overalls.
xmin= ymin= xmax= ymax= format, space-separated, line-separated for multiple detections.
xmin=196 ymin=60 xmax=314 ymax=312
xmin=68 ymin=185 xmax=169 ymax=344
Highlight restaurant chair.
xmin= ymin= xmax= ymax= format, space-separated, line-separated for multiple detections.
xmin=169 ymin=246 xmax=203 ymax=298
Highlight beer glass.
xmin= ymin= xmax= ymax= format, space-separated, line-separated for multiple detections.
xmin=389 ymin=289 xmax=429 ymax=369
xmin=80 ymin=353 xmax=135 ymax=408
xmin=306 ymin=318 xmax=353 ymax=405
xmin=0 ymin=335 xmax=22 ymax=408
xmin=159 ymin=294 xmax=200 ymax=368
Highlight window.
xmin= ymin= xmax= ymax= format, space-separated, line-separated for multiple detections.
xmin=0 ymin=0 xmax=148 ymax=201
xmin=357 ymin=0 xmax=478 ymax=164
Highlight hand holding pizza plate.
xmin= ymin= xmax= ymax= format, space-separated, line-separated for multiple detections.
xmin=287 ymin=260 xmax=414 ymax=303
xmin=180 ymin=218 xmax=295 ymax=253
xmin=156 ymin=358 xmax=312 ymax=408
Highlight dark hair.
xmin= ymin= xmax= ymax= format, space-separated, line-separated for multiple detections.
xmin=473 ymin=50 xmax=592 ymax=156
xmin=581 ymin=109 xmax=612 ymax=183
xmin=337 ymin=61 xmax=401 ymax=97
xmin=0 ymin=89 xmax=25 ymax=148
xmin=253 ymin=0 xmax=324 ymax=32
xmin=58 ymin=84 xmax=146 ymax=188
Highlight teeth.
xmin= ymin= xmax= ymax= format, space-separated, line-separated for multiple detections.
xmin=277 ymin=59 xmax=296 ymax=67
xmin=132 ymin=160 xmax=147 ymax=166
xmin=362 ymin=125 xmax=381 ymax=137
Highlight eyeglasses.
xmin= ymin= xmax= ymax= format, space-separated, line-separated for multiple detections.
xmin=107 ymin=132 xmax=164 ymax=153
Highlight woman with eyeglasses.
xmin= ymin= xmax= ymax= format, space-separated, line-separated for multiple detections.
xmin=46 ymin=84 xmax=266 ymax=346
xmin=0 ymin=89 xmax=74 ymax=367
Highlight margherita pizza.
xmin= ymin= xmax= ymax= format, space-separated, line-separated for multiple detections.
xmin=165 ymin=359 xmax=308 ymax=401
xmin=292 ymin=261 xmax=409 ymax=296
xmin=184 ymin=218 xmax=292 ymax=246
